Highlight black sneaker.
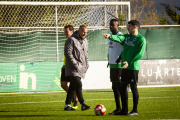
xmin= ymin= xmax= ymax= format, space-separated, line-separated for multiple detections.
xmin=114 ymin=111 xmax=129 ymax=115
xmin=64 ymin=105 xmax=76 ymax=111
xmin=108 ymin=109 xmax=121 ymax=115
xmin=81 ymin=104 xmax=91 ymax=111
xmin=129 ymin=111 xmax=138 ymax=116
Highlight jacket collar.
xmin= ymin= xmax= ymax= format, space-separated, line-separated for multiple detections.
xmin=72 ymin=31 xmax=85 ymax=44
xmin=73 ymin=31 xmax=85 ymax=40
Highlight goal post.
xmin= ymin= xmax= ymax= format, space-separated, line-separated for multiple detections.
xmin=0 ymin=1 xmax=131 ymax=92
xmin=0 ymin=1 xmax=131 ymax=63
xmin=0 ymin=1 xmax=130 ymax=6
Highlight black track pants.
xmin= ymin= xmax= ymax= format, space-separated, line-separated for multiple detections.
xmin=65 ymin=76 xmax=84 ymax=105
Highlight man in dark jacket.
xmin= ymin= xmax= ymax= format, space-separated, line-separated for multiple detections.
xmin=64 ymin=25 xmax=91 ymax=111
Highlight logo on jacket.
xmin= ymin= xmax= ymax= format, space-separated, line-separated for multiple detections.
xmin=125 ymin=40 xmax=134 ymax=47
xmin=133 ymin=38 xmax=137 ymax=41
xmin=109 ymin=41 xmax=113 ymax=48
xmin=109 ymin=41 xmax=113 ymax=45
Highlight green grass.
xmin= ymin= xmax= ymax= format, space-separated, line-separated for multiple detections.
xmin=0 ymin=86 xmax=180 ymax=120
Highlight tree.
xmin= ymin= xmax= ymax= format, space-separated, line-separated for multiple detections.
xmin=158 ymin=9 xmax=170 ymax=25
xmin=160 ymin=3 xmax=180 ymax=25
xmin=119 ymin=0 xmax=159 ymax=25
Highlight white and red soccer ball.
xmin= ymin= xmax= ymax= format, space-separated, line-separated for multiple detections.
xmin=94 ymin=104 xmax=106 ymax=116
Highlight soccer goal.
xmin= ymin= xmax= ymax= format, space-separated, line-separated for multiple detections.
xmin=0 ymin=1 xmax=130 ymax=63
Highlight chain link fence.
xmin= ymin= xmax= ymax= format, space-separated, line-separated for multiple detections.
xmin=0 ymin=1 xmax=130 ymax=63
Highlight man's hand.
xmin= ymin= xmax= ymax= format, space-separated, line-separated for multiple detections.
xmin=102 ymin=34 xmax=110 ymax=39
xmin=115 ymin=56 xmax=121 ymax=65
xmin=122 ymin=61 xmax=128 ymax=69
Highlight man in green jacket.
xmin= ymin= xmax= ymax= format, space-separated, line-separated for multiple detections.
xmin=102 ymin=20 xmax=146 ymax=116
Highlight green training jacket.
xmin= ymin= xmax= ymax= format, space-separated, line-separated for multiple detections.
xmin=109 ymin=34 xmax=146 ymax=70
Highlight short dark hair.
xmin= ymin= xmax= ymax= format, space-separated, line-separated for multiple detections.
xmin=128 ymin=20 xmax=140 ymax=29
xmin=64 ymin=25 xmax=74 ymax=32
xmin=79 ymin=25 xmax=87 ymax=29
xmin=110 ymin=19 xmax=119 ymax=26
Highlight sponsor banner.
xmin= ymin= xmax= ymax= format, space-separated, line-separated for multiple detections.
xmin=0 ymin=60 xmax=180 ymax=92
xmin=139 ymin=59 xmax=180 ymax=85
xmin=0 ymin=62 xmax=63 ymax=92
xmin=0 ymin=63 xmax=18 ymax=92
xmin=82 ymin=59 xmax=180 ymax=89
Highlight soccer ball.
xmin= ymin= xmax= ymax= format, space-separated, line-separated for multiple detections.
xmin=94 ymin=104 xmax=106 ymax=116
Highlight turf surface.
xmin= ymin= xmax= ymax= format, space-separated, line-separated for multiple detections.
xmin=0 ymin=86 xmax=180 ymax=120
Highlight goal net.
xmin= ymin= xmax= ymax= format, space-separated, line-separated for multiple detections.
xmin=0 ymin=1 xmax=130 ymax=63
xmin=0 ymin=1 xmax=130 ymax=92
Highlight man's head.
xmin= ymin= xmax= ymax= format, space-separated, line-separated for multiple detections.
xmin=64 ymin=25 xmax=74 ymax=38
xmin=78 ymin=25 xmax=88 ymax=39
xmin=110 ymin=19 xmax=119 ymax=34
xmin=127 ymin=20 xmax=140 ymax=34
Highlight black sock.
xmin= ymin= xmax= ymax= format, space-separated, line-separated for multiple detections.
xmin=112 ymin=82 xmax=121 ymax=111
xmin=71 ymin=97 xmax=75 ymax=103
xmin=130 ymin=84 xmax=139 ymax=112
xmin=120 ymin=83 xmax=128 ymax=113
xmin=73 ymin=100 xmax=78 ymax=106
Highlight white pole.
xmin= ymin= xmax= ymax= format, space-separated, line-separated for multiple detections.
xmin=126 ymin=5 xmax=130 ymax=34
xmin=0 ymin=1 xmax=131 ymax=6
xmin=115 ymin=0 xmax=118 ymax=18
xmin=121 ymin=0 xmax=122 ymax=14
xmin=1 ymin=25 xmax=180 ymax=29
xmin=128 ymin=2 xmax=131 ymax=21
xmin=55 ymin=6 xmax=59 ymax=62
xmin=104 ymin=0 xmax=107 ymax=27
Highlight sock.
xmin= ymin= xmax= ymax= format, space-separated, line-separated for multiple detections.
xmin=71 ymin=97 xmax=75 ymax=103
xmin=73 ymin=101 xmax=78 ymax=106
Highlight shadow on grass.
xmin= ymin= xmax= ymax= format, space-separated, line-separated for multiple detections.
xmin=84 ymin=90 xmax=112 ymax=93
xmin=0 ymin=115 xmax=58 ymax=118
xmin=0 ymin=109 xmax=63 ymax=113
xmin=0 ymin=111 xmax=11 ymax=112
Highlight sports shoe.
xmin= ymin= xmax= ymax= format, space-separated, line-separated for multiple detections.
xmin=108 ymin=109 xmax=121 ymax=115
xmin=71 ymin=100 xmax=78 ymax=109
xmin=129 ymin=111 xmax=138 ymax=116
xmin=114 ymin=111 xmax=129 ymax=115
xmin=81 ymin=103 xmax=91 ymax=111
xmin=64 ymin=105 xmax=76 ymax=111
xmin=72 ymin=105 xmax=78 ymax=110
xmin=72 ymin=100 xmax=78 ymax=107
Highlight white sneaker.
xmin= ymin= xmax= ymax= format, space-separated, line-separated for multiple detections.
xmin=129 ymin=112 xmax=138 ymax=116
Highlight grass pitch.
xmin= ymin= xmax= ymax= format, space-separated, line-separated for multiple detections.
xmin=0 ymin=86 xmax=180 ymax=120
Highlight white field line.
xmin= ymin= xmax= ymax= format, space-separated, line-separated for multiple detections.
xmin=0 ymin=92 xmax=113 ymax=97
xmin=1 ymin=85 xmax=180 ymax=95
xmin=0 ymin=90 xmax=180 ymax=97
xmin=0 ymin=94 xmax=66 ymax=97
xmin=0 ymin=91 xmax=65 ymax=95
xmin=0 ymin=90 xmax=179 ymax=97
xmin=0 ymin=96 xmax=180 ymax=106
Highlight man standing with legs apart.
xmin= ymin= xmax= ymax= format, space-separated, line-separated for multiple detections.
xmin=102 ymin=20 xmax=146 ymax=116
xmin=107 ymin=19 xmax=123 ymax=115
xmin=64 ymin=25 xmax=91 ymax=111
xmin=61 ymin=25 xmax=78 ymax=109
